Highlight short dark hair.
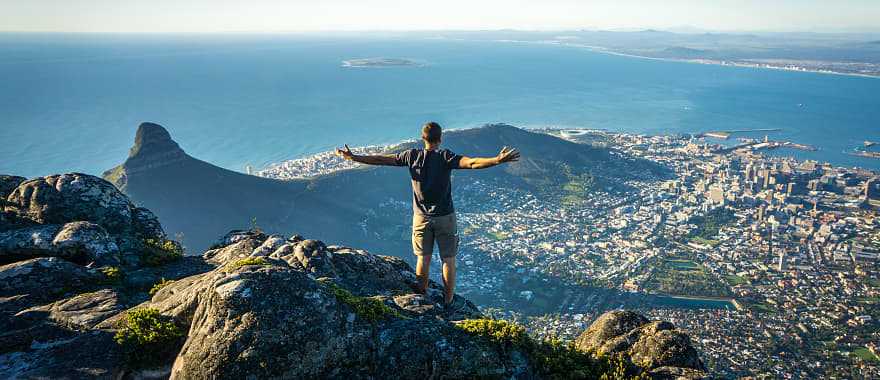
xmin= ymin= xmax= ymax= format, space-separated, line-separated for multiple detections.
xmin=422 ymin=122 xmax=442 ymax=143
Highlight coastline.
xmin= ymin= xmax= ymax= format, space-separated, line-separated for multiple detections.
xmin=485 ymin=38 xmax=880 ymax=80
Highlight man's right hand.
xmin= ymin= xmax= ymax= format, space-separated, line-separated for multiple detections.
xmin=496 ymin=146 xmax=520 ymax=164
xmin=335 ymin=144 xmax=354 ymax=161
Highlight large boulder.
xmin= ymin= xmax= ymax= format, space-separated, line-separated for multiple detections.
xmin=0 ymin=222 xmax=120 ymax=266
xmin=167 ymin=245 xmax=513 ymax=379
xmin=575 ymin=310 xmax=650 ymax=355
xmin=18 ymin=289 xmax=127 ymax=330
xmin=3 ymin=173 xmax=166 ymax=250
xmin=5 ymin=173 xmax=134 ymax=234
xmin=575 ymin=311 xmax=705 ymax=377
xmin=0 ymin=329 xmax=125 ymax=379
xmin=0 ymin=257 xmax=103 ymax=300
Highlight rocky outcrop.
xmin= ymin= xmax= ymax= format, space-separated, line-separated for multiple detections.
xmin=0 ymin=224 xmax=708 ymax=379
xmin=141 ymin=231 xmax=705 ymax=379
xmin=0 ymin=257 xmax=102 ymax=300
xmin=1 ymin=173 xmax=167 ymax=266
xmin=0 ymin=173 xmax=192 ymax=378
xmin=575 ymin=310 xmax=705 ymax=378
xmin=0 ymin=222 xmax=120 ymax=266
xmin=164 ymin=232 xmax=528 ymax=379
xmin=0 ymin=329 xmax=124 ymax=378
xmin=19 ymin=289 xmax=127 ymax=330
xmin=7 ymin=174 xmax=135 ymax=233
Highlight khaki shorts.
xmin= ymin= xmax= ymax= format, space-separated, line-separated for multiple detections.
xmin=412 ymin=212 xmax=459 ymax=259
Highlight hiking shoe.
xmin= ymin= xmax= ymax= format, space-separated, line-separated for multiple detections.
xmin=443 ymin=295 xmax=466 ymax=315
xmin=408 ymin=282 xmax=426 ymax=295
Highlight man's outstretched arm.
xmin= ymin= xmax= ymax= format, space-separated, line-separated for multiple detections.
xmin=335 ymin=144 xmax=399 ymax=166
xmin=458 ymin=146 xmax=520 ymax=169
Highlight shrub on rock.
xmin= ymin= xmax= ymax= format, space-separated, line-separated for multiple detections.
xmin=142 ymin=238 xmax=183 ymax=266
xmin=114 ymin=308 xmax=183 ymax=367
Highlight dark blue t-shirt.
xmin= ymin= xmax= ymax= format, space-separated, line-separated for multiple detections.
xmin=395 ymin=148 xmax=462 ymax=216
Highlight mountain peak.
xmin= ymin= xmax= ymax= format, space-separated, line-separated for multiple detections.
xmin=123 ymin=122 xmax=187 ymax=174
xmin=130 ymin=122 xmax=183 ymax=158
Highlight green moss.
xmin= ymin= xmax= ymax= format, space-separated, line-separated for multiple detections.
xmin=225 ymin=257 xmax=270 ymax=272
xmin=457 ymin=319 xmax=648 ymax=379
xmin=854 ymin=347 xmax=880 ymax=362
xmin=114 ymin=308 xmax=183 ymax=367
xmin=324 ymin=282 xmax=402 ymax=322
xmin=148 ymin=278 xmax=175 ymax=296
xmin=142 ymin=238 xmax=184 ymax=267
xmin=101 ymin=266 xmax=123 ymax=283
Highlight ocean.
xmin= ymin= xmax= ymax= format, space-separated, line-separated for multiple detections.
xmin=1 ymin=33 xmax=879 ymax=178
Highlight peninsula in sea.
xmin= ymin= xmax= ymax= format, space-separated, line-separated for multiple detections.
xmin=342 ymin=57 xmax=424 ymax=67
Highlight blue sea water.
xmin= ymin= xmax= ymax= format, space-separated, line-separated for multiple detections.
xmin=1 ymin=33 xmax=879 ymax=178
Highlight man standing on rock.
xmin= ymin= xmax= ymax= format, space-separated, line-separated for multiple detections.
xmin=336 ymin=122 xmax=520 ymax=311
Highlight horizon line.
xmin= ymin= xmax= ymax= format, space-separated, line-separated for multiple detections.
xmin=2 ymin=27 xmax=880 ymax=36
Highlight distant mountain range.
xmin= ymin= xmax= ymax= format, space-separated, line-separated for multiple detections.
xmin=104 ymin=122 xmax=667 ymax=254
xmin=422 ymin=29 xmax=880 ymax=76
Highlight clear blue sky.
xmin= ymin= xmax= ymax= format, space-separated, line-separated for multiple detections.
xmin=2 ymin=0 xmax=879 ymax=33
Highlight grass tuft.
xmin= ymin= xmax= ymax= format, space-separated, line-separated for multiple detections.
xmin=457 ymin=318 xmax=648 ymax=379
xmin=324 ymin=281 xmax=402 ymax=322
xmin=148 ymin=278 xmax=175 ymax=296
xmin=100 ymin=266 xmax=123 ymax=283
xmin=225 ymin=257 xmax=270 ymax=272
xmin=142 ymin=238 xmax=184 ymax=267
xmin=114 ymin=308 xmax=184 ymax=367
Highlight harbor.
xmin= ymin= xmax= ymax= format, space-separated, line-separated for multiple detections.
xmin=713 ymin=135 xmax=818 ymax=154
xmin=699 ymin=128 xmax=783 ymax=139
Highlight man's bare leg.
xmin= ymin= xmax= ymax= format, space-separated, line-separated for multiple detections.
xmin=441 ymin=256 xmax=456 ymax=304
xmin=415 ymin=255 xmax=431 ymax=294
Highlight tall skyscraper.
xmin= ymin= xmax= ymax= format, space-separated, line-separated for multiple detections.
xmin=778 ymin=248 xmax=785 ymax=271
